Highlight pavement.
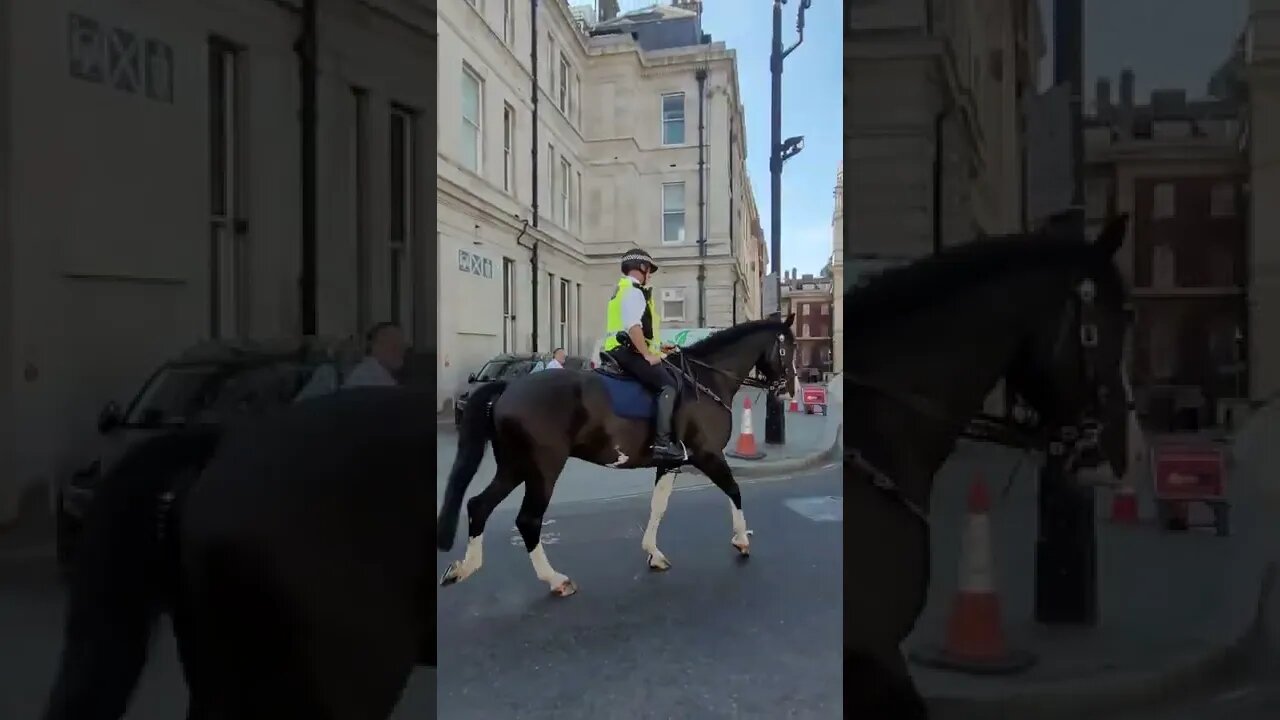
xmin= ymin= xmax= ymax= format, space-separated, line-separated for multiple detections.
xmin=435 ymin=385 xmax=842 ymax=512
xmin=911 ymin=411 xmax=1280 ymax=719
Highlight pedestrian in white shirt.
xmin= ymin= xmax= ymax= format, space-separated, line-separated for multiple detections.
xmin=344 ymin=322 xmax=406 ymax=388
xmin=545 ymin=348 xmax=567 ymax=370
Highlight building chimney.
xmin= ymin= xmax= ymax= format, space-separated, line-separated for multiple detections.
xmin=1095 ymin=77 xmax=1112 ymax=122
xmin=597 ymin=0 xmax=620 ymax=22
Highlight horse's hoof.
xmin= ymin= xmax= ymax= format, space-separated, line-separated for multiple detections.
xmin=551 ymin=579 xmax=578 ymax=597
xmin=732 ymin=540 xmax=751 ymax=557
xmin=439 ymin=563 xmax=461 ymax=587
xmin=648 ymin=554 xmax=671 ymax=571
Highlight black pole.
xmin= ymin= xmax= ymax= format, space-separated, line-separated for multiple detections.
xmin=529 ymin=0 xmax=540 ymax=353
xmin=696 ymin=66 xmax=708 ymax=327
xmin=1034 ymin=0 xmax=1097 ymax=626
xmin=297 ymin=0 xmax=318 ymax=336
xmin=764 ymin=0 xmax=786 ymax=445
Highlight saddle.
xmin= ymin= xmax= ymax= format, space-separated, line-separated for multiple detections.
xmin=593 ymin=334 xmax=683 ymax=420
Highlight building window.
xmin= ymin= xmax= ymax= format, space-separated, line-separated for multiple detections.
xmin=802 ymin=304 xmax=811 ymax=315
xmin=662 ymin=93 xmax=685 ymax=145
xmin=821 ymin=303 xmax=829 ymax=315
xmin=559 ymin=278 xmax=570 ymax=350
xmin=502 ymin=257 xmax=517 ymax=353
xmin=661 ymin=288 xmax=686 ymax=321
xmin=389 ymin=105 xmax=415 ymax=335
xmin=1210 ymin=182 xmax=1236 ymax=217
xmin=662 ymin=182 xmax=686 ymax=244
xmin=546 ymin=144 xmax=555 ymax=220
xmin=208 ymin=38 xmax=246 ymax=339
xmin=1147 ymin=317 xmax=1177 ymax=381
xmin=559 ymin=158 xmax=570 ymax=224
xmin=546 ymin=34 xmax=555 ymax=92
xmin=1152 ymin=182 xmax=1175 ymax=219
xmin=352 ymin=86 xmax=370 ymax=330
xmin=1152 ymin=243 xmax=1176 ymax=288
xmin=502 ymin=103 xmax=515 ymax=193
xmin=460 ymin=65 xmax=482 ymax=173
xmin=573 ymin=73 xmax=582 ymax=126
xmin=575 ymin=169 xmax=583 ymax=231
xmin=558 ymin=54 xmax=569 ymax=114
xmin=803 ymin=323 xmax=811 ymax=337
xmin=502 ymin=0 xmax=514 ymax=45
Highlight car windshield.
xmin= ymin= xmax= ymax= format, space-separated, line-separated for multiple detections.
xmin=475 ymin=359 xmax=538 ymax=381
xmin=124 ymin=361 xmax=311 ymax=427
xmin=123 ymin=365 xmax=227 ymax=427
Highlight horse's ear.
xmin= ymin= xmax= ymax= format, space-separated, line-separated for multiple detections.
xmin=785 ymin=313 xmax=796 ymax=328
xmin=1093 ymin=213 xmax=1128 ymax=258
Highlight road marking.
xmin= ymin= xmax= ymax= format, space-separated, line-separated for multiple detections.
xmin=1213 ymin=686 xmax=1258 ymax=704
xmin=510 ymin=532 xmax=559 ymax=547
xmin=784 ymin=496 xmax=843 ymax=522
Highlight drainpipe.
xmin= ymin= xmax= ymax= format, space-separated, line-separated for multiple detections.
xmin=529 ymin=0 xmax=540 ymax=352
xmin=297 ymin=0 xmax=318 ymax=334
xmin=696 ymin=66 xmax=708 ymax=327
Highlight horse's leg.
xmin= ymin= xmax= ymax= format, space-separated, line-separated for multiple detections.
xmin=515 ymin=453 xmax=575 ymax=596
xmin=440 ymin=466 xmax=521 ymax=586
xmin=641 ymin=469 xmax=677 ymax=570
xmin=691 ymin=452 xmax=751 ymax=556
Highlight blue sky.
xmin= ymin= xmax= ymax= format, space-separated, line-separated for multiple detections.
xmin=698 ymin=0 xmax=843 ymax=278
xmin=1037 ymin=0 xmax=1247 ymax=99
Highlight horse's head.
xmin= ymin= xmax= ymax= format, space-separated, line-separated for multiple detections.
xmin=755 ymin=313 xmax=799 ymax=399
xmin=1006 ymin=214 xmax=1132 ymax=479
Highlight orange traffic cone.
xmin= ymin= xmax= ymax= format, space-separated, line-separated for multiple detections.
xmin=910 ymin=479 xmax=1035 ymax=674
xmin=726 ymin=395 xmax=767 ymax=460
xmin=1110 ymin=483 xmax=1139 ymax=524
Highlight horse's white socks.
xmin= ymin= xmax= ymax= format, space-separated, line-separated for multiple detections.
xmin=731 ymin=505 xmax=750 ymax=547
xmin=642 ymin=472 xmax=676 ymax=554
xmin=529 ymin=543 xmax=569 ymax=589
xmin=455 ymin=534 xmax=484 ymax=580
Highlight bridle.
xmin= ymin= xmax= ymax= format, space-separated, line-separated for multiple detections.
xmin=846 ymin=275 xmax=1115 ymax=526
xmin=665 ymin=334 xmax=794 ymax=410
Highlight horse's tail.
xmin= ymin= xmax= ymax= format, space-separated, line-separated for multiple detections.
xmin=43 ymin=427 xmax=222 ymax=720
xmin=437 ymin=380 xmax=508 ymax=551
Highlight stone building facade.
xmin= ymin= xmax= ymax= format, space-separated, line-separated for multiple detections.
xmin=0 ymin=0 xmax=434 ymax=524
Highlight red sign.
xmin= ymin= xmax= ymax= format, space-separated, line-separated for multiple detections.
xmin=1150 ymin=443 xmax=1227 ymax=500
xmin=802 ymin=386 xmax=827 ymax=406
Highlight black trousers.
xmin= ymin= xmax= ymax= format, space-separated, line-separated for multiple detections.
xmin=607 ymin=347 xmax=677 ymax=394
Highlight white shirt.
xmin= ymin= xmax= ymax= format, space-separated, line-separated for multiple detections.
xmin=343 ymin=356 xmax=398 ymax=388
xmin=618 ymin=276 xmax=649 ymax=329
xmin=545 ymin=358 xmax=564 ymax=369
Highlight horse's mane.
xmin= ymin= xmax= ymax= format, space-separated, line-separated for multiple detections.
xmin=844 ymin=233 xmax=1119 ymax=332
xmin=678 ymin=318 xmax=793 ymax=358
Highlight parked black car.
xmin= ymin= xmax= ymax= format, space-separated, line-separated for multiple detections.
xmin=55 ymin=336 xmax=362 ymax=571
xmin=452 ymin=352 xmax=588 ymax=426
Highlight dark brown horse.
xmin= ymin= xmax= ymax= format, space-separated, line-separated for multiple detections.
xmin=842 ymin=216 xmax=1132 ymax=717
xmin=436 ymin=317 xmax=798 ymax=596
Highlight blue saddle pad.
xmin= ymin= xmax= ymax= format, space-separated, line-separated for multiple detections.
xmin=593 ymin=370 xmax=657 ymax=420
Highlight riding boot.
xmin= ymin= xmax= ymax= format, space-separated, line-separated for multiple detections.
xmin=651 ymin=387 xmax=686 ymax=463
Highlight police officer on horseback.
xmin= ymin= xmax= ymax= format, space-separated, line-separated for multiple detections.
xmin=603 ymin=248 xmax=685 ymax=463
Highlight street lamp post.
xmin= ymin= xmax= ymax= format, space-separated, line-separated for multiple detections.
xmin=1034 ymin=0 xmax=1098 ymax=627
xmin=765 ymin=0 xmax=811 ymax=446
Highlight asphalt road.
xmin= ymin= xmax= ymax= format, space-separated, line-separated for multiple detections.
xmin=436 ymin=466 xmax=844 ymax=720
xmin=0 ymin=465 xmax=838 ymax=720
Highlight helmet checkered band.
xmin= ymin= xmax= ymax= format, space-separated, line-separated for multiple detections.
xmin=622 ymin=251 xmax=654 ymax=265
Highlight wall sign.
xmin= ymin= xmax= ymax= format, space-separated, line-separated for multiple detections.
xmin=457 ymin=249 xmax=494 ymax=279
xmin=68 ymin=13 xmax=174 ymax=104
